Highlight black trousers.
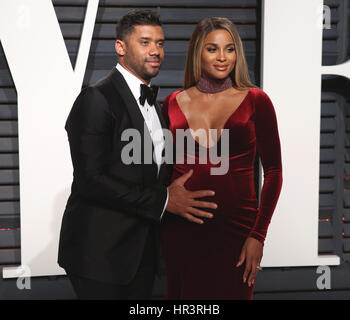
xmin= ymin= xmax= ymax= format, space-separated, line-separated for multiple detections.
xmin=66 ymin=229 xmax=157 ymax=300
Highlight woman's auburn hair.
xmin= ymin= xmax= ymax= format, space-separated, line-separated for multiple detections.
xmin=183 ymin=17 xmax=258 ymax=90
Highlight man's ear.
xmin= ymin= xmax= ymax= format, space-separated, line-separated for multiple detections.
xmin=115 ymin=40 xmax=126 ymax=56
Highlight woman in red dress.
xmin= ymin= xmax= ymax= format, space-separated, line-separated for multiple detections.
xmin=161 ymin=17 xmax=283 ymax=299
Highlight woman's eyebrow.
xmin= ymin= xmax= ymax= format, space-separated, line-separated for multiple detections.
xmin=204 ymin=42 xmax=235 ymax=47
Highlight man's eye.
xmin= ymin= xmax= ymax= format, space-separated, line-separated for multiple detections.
xmin=141 ymin=41 xmax=148 ymax=45
xmin=158 ymin=42 xmax=164 ymax=47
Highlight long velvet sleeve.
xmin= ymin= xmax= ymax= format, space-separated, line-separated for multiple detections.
xmin=248 ymin=90 xmax=283 ymax=245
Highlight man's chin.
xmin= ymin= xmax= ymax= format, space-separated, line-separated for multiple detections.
xmin=146 ymin=63 xmax=161 ymax=73
xmin=144 ymin=70 xmax=160 ymax=80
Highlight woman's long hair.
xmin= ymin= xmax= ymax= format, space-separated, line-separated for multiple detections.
xmin=183 ymin=17 xmax=257 ymax=90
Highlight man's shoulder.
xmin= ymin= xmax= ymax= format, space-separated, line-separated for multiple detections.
xmin=71 ymin=68 xmax=129 ymax=118
xmin=93 ymin=70 xmax=118 ymax=98
xmin=86 ymin=69 xmax=125 ymax=106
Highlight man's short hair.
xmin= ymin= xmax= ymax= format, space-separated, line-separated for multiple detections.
xmin=116 ymin=9 xmax=162 ymax=41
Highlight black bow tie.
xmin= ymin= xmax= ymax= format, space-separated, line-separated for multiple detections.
xmin=139 ymin=84 xmax=159 ymax=106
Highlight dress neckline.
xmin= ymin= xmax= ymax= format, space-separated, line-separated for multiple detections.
xmin=173 ymin=88 xmax=252 ymax=149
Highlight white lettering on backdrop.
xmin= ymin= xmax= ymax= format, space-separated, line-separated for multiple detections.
xmin=0 ymin=0 xmax=99 ymax=278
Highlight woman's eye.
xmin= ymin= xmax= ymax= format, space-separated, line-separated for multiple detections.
xmin=228 ymin=47 xmax=235 ymax=52
xmin=207 ymin=47 xmax=216 ymax=52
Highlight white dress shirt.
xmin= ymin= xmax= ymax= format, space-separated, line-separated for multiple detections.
xmin=116 ymin=63 xmax=169 ymax=218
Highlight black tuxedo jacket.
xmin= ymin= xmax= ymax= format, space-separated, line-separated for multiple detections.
xmin=58 ymin=67 xmax=171 ymax=285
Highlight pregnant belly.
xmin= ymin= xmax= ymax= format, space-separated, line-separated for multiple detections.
xmin=162 ymin=163 xmax=258 ymax=248
xmin=171 ymin=164 xmax=258 ymax=220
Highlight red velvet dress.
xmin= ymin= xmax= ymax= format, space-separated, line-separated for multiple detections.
xmin=160 ymin=87 xmax=283 ymax=299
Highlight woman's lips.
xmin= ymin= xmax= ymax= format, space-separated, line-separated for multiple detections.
xmin=214 ymin=65 xmax=228 ymax=71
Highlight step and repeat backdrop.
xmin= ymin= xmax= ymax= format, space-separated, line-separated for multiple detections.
xmin=0 ymin=0 xmax=350 ymax=298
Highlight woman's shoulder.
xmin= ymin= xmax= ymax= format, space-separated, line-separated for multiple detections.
xmin=163 ymin=89 xmax=184 ymax=104
xmin=163 ymin=89 xmax=183 ymax=108
xmin=249 ymin=87 xmax=269 ymax=98
xmin=249 ymin=87 xmax=276 ymax=115
xmin=249 ymin=86 xmax=262 ymax=92
xmin=161 ymin=89 xmax=184 ymax=116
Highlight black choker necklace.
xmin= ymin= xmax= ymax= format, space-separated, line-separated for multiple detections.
xmin=196 ymin=76 xmax=233 ymax=94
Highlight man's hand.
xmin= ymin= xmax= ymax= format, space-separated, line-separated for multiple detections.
xmin=166 ymin=169 xmax=217 ymax=224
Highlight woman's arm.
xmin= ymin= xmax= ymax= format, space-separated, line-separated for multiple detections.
xmin=236 ymin=89 xmax=283 ymax=287
xmin=248 ymin=89 xmax=283 ymax=244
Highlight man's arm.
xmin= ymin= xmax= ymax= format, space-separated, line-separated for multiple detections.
xmin=66 ymin=86 xmax=167 ymax=222
xmin=160 ymin=190 xmax=169 ymax=220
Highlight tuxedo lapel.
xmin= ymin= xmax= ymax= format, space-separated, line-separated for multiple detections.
xmin=154 ymin=101 xmax=167 ymax=129
xmin=109 ymin=68 xmax=145 ymax=138
xmin=106 ymin=68 xmax=169 ymax=182
xmin=154 ymin=100 xmax=169 ymax=181
xmin=108 ymin=68 xmax=158 ymax=180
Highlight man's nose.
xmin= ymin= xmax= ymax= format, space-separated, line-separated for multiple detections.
xmin=149 ymin=42 xmax=160 ymax=56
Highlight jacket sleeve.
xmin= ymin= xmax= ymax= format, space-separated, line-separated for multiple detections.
xmin=161 ymin=93 xmax=174 ymax=187
xmin=65 ymin=86 xmax=168 ymax=222
xmin=248 ymin=89 xmax=283 ymax=245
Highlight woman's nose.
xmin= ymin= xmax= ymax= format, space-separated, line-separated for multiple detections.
xmin=217 ymin=50 xmax=226 ymax=61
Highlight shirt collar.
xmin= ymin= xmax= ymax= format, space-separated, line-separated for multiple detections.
xmin=116 ymin=63 xmax=150 ymax=103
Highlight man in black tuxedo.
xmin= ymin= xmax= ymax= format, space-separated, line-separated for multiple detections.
xmin=58 ymin=9 xmax=217 ymax=299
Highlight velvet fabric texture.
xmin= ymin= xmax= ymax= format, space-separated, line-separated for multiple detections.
xmin=160 ymin=87 xmax=283 ymax=299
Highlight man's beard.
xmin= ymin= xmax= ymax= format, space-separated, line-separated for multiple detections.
xmin=139 ymin=62 xmax=160 ymax=81
xmin=126 ymin=57 xmax=161 ymax=81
